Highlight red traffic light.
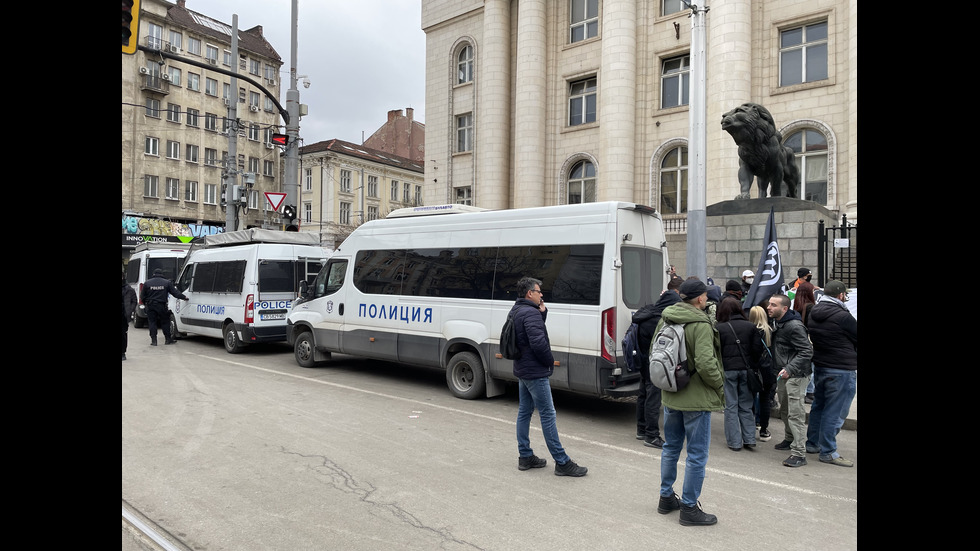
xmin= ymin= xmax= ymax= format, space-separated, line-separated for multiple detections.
xmin=271 ymin=133 xmax=289 ymax=146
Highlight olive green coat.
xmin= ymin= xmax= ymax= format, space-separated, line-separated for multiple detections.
xmin=654 ymin=301 xmax=725 ymax=412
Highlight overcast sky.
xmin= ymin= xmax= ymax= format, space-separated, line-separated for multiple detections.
xmin=185 ymin=0 xmax=426 ymax=147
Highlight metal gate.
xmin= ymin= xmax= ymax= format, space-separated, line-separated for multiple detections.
xmin=817 ymin=214 xmax=857 ymax=289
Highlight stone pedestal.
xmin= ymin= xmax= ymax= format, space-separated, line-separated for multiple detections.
xmin=704 ymin=197 xmax=837 ymax=286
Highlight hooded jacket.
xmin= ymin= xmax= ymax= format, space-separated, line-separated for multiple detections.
xmin=771 ymin=308 xmax=813 ymax=378
xmin=509 ymin=297 xmax=555 ymax=379
xmin=632 ymin=290 xmax=682 ymax=365
xmin=806 ymin=296 xmax=857 ymax=370
xmin=654 ymin=301 xmax=724 ymax=412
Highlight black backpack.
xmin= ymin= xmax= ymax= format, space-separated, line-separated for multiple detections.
xmin=621 ymin=322 xmax=641 ymax=372
xmin=500 ymin=313 xmax=521 ymax=360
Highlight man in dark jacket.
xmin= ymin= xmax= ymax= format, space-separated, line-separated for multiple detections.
xmin=141 ymin=267 xmax=189 ymax=346
xmin=122 ymin=275 xmax=138 ymax=360
xmin=804 ymin=281 xmax=857 ymax=467
xmin=767 ymin=294 xmax=813 ymax=467
xmin=510 ymin=276 xmax=587 ymax=477
xmin=633 ymin=276 xmax=682 ymax=448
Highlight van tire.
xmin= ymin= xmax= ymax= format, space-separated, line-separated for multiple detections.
xmin=294 ymin=331 xmax=321 ymax=368
xmin=134 ymin=314 xmax=146 ymax=328
xmin=168 ymin=313 xmax=182 ymax=340
xmin=223 ymin=323 xmax=244 ymax=354
xmin=446 ymin=351 xmax=486 ymax=399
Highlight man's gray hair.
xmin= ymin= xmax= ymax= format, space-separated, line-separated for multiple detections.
xmin=517 ymin=276 xmax=542 ymax=297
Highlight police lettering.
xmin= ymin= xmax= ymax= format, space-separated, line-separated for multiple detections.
xmin=357 ymin=303 xmax=432 ymax=324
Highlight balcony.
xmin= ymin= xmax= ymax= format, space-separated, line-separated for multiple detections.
xmin=139 ymin=73 xmax=170 ymax=95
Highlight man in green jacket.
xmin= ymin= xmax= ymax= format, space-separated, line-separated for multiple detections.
xmin=655 ymin=278 xmax=725 ymax=527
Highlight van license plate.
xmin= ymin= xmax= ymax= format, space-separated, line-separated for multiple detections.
xmin=261 ymin=313 xmax=286 ymax=320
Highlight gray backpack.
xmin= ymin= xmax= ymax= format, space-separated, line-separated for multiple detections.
xmin=648 ymin=322 xmax=693 ymax=392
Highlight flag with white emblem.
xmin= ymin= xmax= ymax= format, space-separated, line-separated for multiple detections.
xmin=743 ymin=207 xmax=784 ymax=309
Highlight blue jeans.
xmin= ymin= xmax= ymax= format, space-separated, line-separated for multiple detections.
xmin=517 ymin=377 xmax=570 ymax=464
xmin=806 ymin=368 xmax=856 ymax=460
xmin=660 ymin=408 xmax=712 ymax=507
xmin=723 ymin=370 xmax=756 ymax=448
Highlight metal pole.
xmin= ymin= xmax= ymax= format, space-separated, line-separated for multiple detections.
xmin=685 ymin=3 xmax=708 ymax=281
xmin=284 ymin=0 xmax=300 ymax=229
xmin=225 ymin=15 xmax=240 ymax=231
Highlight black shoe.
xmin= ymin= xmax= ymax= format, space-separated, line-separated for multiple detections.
xmin=165 ymin=339 xmax=176 ymax=345
xmin=636 ymin=430 xmax=645 ymax=440
xmin=774 ymin=440 xmax=792 ymax=450
xmin=518 ymin=455 xmax=547 ymax=471
xmin=743 ymin=443 xmax=756 ymax=450
xmin=783 ymin=455 xmax=807 ymax=467
xmin=644 ymin=436 xmax=665 ymax=449
xmin=679 ymin=502 xmax=718 ymax=526
xmin=728 ymin=446 xmax=742 ymax=452
xmin=122 ymin=354 xmax=127 ymax=361
xmin=555 ymin=459 xmax=588 ymax=477
xmin=150 ymin=339 xmax=158 ymax=346
xmin=657 ymin=492 xmax=681 ymax=514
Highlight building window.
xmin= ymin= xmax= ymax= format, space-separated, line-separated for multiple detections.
xmin=303 ymin=203 xmax=312 ymax=223
xmin=368 ymin=175 xmax=378 ymax=198
xmin=145 ymin=136 xmax=159 ymax=156
xmin=145 ymin=98 xmax=161 ymax=118
xmin=455 ymin=186 xmax=472 ymax=205
xmin=144 ymin=175 xmax=159 ymax=198
xmin=567 ymin=160 xmax=596 ymax=204
xmin=166 ymin=103 xmax=181 ymax=123
xmin=205 ymin=45 xmax=219 ymax=65
xmin=167 ymin=140 xmax=180 ymax=160
xmin=246 ymin=123 xmax=258 ymax=141
xmin=304 ymin=168 xmax=313 ymax=191
xmin=568 ymin=78 xmax=597 ymax=126
xmin=263 ymin=160 xmax=274 ymax=176
xmin=187 ymin=72 xmax=200 ymax=92
xmin=264 ymin=97 xmax=275 ymax=112
xmin=248 ymin=190 xmax=259 ymax=210
xmin=188 ymin=37 xmax=201 ymax=56
xmin=186 ymin=144 xmax=199 ymax=163
xmin=167 ymin=67 xmax=181 ymax=87
xmin=186 ymin=109 xmax=199 ymax=127
xmin=457 ymin=45 xmax=473 ymax=84
xmin=340 ymin=202 xmax=352 ymax=224
xmin=391 ymin=180 xmax=400 ymax=201
xmin=659 ymin=146 xmax=688 ymax=214
xmin=415 ymin=185 xmax=423 ymax=205
xmin=340 ymin=169 xmax=352 ymax=193
xmin=661 ymin=54 xmax=690 ymax=108
xmin=168 ymin=30 xmax=182 ymax=51
xmin=264 ymin=64 xmax=277 ymax=81
xmin=204 ymin=183 xmax=217 ymax=205
xmin=147 ymin=23 xmax=163 ymax=49
xmin=223 ymin=50 xmax=232 ymax=66
xmin=780 ymin=21 xmax=828 ymax=87
xmin=223 ymin=83 xmax=232 ymax=102
xmin=204 ymin=148 xmax=218 ymax=166
xmin=249 ymin=59 xmax=260 ymax=75
xmin=662 ymin=0 xmax=684 ymax=16
xmin=784 ymin=129 xmax=828 ymax=204
xmin=205 ymin=78 xmax=218 ymax=96
xmin=166 ymin=178 xmax=179 ymax=200
xmin=570 ymin=0 xmax=599 ymax=43
xmin=185 ymin=181 xmax=198 ymax=203
xmin=249 ymin=157 xmax=259 ymax=174
xmin=205 ymin=113 xmax=217 ymax=132
xmin=456 ymin=113 xmax=473 ymax=152
xmin=368 ymin=206 xmax=379 ymax=221
xmin=404 ymin=182 xmax=411 ymax=203
xmin=249 ymin=91 xmax=260 ymax=108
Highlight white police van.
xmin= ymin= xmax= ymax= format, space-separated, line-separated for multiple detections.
xmin=125 ymin=242 xmax=192 ymax=328
xmin=169 ymin=228 xmax=332 ymax=353
xmin=286 ymin=202 xmax=669 ymax=399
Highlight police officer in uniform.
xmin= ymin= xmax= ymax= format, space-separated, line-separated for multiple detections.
xmin=140 ymin=267 xmax=188 ymax=345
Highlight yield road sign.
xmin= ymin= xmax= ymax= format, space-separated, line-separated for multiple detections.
xmin=265 ymin=193 xmax=287 ymax=212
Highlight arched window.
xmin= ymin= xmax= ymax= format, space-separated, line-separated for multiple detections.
xmin=784 ymin=129 xmax=827 ymax=204
xmin=568 ymin=160 xmax=596 ymax=204
xmin=659 ymin=146 xmax=688 ymax=214
xmin=457 ymin=45 xmax=473 ymax=84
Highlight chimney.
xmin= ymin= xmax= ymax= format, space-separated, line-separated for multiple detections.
xmin=387 ymin=109 xmax=402 ymax=122
xmin=406 ymin=107 xmax=414 ymax=121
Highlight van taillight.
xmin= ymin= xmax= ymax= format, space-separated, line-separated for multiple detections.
xmin=601 ymin=307 xmax=615 ymax=362
xmin=138 ymin=283 xmax=144 ymax=304
xmin=245 ymin=294 xmax=254 ymax=324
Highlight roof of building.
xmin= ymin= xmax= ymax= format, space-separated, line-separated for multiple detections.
xmin=299 ymin=139 xmax=425 ymax=173
xmin=166 ymin=2 xmax=282 ymax=62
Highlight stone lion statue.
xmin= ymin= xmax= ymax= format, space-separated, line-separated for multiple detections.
xmin=720 ymin=103 xmax=800 ymax=199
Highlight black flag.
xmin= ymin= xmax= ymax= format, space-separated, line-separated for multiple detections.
xmin=743 ymin=207 xmax=784 ymax=309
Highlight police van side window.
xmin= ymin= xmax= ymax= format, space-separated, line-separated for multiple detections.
xmin=214 ymin=261 xmax=245 ymax=293
xmin=495 ymin=244 xmax=603 ymax=305
xmin=191 ymin=262 xmax=217 ymax=292
xmin=177 ymin=263 xmax=193 ymax=292
xmin=126 ymin=259 xmax=141 ymax=284
xmin=314 ymin=260 xmax=347 ymax=298
xmin=147 ymin=258 xmax=178 ymax=281
xmin=353 ymin=250 xmax=405 ymax=295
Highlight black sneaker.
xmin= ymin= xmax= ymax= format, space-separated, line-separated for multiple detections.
xmin=774 ymin=440 xmax=792 ymax=450
xmin=644 ymin=436 xmax=665 ymax=449
xmin=555 ymin=459 xmax=588 ymax=477
xmin=679 ymin=502 xmax=717 ymax=526
xmin=743 ymin=443 xmax=756 ymax=450
xmin=657 ymin=492 xmax=681 ymax=514
xmin=783 ymin=455 xmax=807 ymax=467
xmin=758 ymin=429 xmax=772 ymax=442
xmin=636 ymin=431 xmax=645 ymax=440
xmin=518 ymin=455 xmax=547 ymax=471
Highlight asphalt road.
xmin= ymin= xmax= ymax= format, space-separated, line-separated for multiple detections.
xmin=122 ymin=335 xmax=858 ymax=550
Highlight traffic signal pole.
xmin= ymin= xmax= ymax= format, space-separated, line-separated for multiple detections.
xmin=225 ymin=15 xmax=241 ymax=232
xmin=283 ymin=0 xmax=301 ymax=230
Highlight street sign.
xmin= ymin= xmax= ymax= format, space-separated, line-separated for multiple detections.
xmin=265 ymin=192 xmax=287 ymax=212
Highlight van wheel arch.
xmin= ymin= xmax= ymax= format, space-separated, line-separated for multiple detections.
xmin=293 ymin=329 xmax=324 ymax=368
xmin=223 ymin=322 xmax=245 ymax=354
xmin=446 ymin=350 xmax=486 ymax=400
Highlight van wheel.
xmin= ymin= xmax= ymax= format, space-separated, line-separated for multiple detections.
xmin=294 ymin=331 xmax=321 ymax=368
xmin=223 ymin=323 xmax=244 ymax=354
xmin=168 ymin=314 xmax=181 ymax=340
xmin=134 ymin=314 xmax=146 ymax=329
xmin=446 ymin=351 xmax=485 ymax=400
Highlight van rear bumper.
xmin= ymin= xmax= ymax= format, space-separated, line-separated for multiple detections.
xmin=240 ymin=323 xmax=288 ymax=344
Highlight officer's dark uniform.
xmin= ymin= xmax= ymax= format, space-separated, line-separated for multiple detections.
xmin=140 ymin=268 xmax=188 ymax=345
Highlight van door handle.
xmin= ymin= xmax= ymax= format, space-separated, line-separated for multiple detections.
xmin=338 ymin=303 xmax=344 ymax=315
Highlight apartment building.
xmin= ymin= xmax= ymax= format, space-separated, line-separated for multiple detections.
xmin=122 ymin=0 xmax=285 ymax=258
xmin=298 ymin=139 xmax=425 ymax=250
xmin=421 ymin=0 xmax=857 ymax=227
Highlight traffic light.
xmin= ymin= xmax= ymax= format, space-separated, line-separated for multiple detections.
xmin=123 ymin=0 xmax=141 ymax=55
xmin=283 ymin=204 xmax=298 ymax=231
xmin=271 ymin=133 xmax=289 ymax=147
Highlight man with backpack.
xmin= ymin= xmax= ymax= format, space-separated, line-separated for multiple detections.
xmin=654 ymin=278 xmax=724 ymax=527
xmin=632 ymin=276 xmax=682 ymax=448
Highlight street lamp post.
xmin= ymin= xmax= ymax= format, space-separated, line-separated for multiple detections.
xmin=684 ymin=2 xmax=709 ymax=281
